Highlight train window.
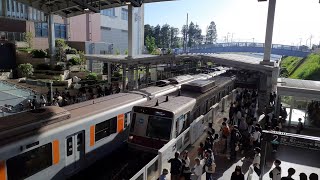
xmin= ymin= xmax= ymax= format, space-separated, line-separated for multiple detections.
xmin=130 ymin=113 xmax=136 ymax=133
xmin=66 ymin=137 xmax=73 ymax=156
xmin=95 ymin=117 xmax=117 ymax=142
xmin=146 ymin=116 xmax=172 ymax=140
xmin=7 ymin=143 xmax=53 ymax=180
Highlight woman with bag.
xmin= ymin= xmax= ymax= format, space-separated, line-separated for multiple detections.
xmin=247 ymin=147 xmax=261 ymax=180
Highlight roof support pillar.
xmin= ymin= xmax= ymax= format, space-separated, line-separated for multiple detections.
xmin=1 ymin=0 xmax=7 ymax=17
xmin=48 ymin=13 xmax=56 ymax=67
xmin=122 ymin=64 xmax=127 ymax=92
xmin=107 ymin=62 xmax=112 ymax=84
xmin=261 ymin=0 xmax=276 ymax=66
xmin=145 ymin=64 xmax=150 ymax=85
xmin=128 ymin=4 xmax=134 ymax=57
xmin=135 ymin=65 xmax=139 ymax=89
xmin=288 ymin=97 xmax=295 ymax=126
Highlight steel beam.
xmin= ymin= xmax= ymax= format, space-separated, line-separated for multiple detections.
xmin=71 ymin=0 xmax=100 ymax=13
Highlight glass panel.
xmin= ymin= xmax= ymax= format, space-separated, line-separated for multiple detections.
xmin=146 ymin=116 xmax=172 ymax=140
xmin=147 ymin=159 xmax=159 ymax=180
xmin=7 ymin=143 xmax=53 ymax=180
xmin=66 ymin=137 xmax=73 ymax=156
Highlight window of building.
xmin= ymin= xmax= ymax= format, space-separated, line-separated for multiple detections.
xmin=121 ymin=8 xmax=128 ymax=21
xmin=7 ymin=143 xmax=53 ymax=180
xmin=35 ymin=22 xmax=48 ymax=37
xmin=55 ymin=23 xmax=67 ymax=39
xmin=101 ymin=8 xmax=115 ymax=16
xmin=95 ymin=117 xmax=117 ymax=142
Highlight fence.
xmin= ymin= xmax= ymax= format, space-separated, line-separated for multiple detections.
xmin=129 ymin=90 xmax=237 ymax=180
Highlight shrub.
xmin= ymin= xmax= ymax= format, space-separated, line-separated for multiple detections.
xmin=68 ymin=56 xmax=82 ymax=65
xmin=36 ymin=63 xmax=51 ymax=70
xmin=53 ymin=64 xmax=65 ymax=71
xmin=66 ymin=48 xmax=78 ymax=54
xmin=86 ymin=72 xmax=98 ymax=80
xmin=18 ymin=63 xmax=33 ymax=77
xmin=115 ymin=49 xmax=120 ymax=55
xmin=31 ymin=49 xmax=47 ymax=58
xmin=55 ymin=39 xmax=67 ymax=48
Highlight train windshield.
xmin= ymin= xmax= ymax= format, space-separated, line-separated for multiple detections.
xmin=146 ymin=116 xmax=172 ymax=140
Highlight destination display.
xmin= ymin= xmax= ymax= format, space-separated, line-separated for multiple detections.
xmin=263 ymin=130 xmax=320 ymax=151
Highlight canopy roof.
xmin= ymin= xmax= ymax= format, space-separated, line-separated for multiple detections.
xmin=15 ymin=0 xmax=173 ymax=17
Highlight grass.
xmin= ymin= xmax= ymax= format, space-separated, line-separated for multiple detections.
xmin=290 ymin=53 xmax=320 ymax=80
xmin=280 ymin=56 xmax=303 ymax=75
xmin=17 ymin=47 xmax=33 ymax=53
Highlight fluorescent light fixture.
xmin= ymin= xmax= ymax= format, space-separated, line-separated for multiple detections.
xmin=84 ymin=8 xmax=89 ymax=11
xmin=125 ymin=1 xmax=131 ymax=5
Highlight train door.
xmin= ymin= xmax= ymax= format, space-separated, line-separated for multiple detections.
xmin=65 ymin=131 xmax=85 ymax=174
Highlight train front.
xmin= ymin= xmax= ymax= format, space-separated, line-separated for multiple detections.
xmin=128 ymin=106 xmax=174 ymax=152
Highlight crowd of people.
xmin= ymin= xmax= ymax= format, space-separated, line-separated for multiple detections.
xmin=163 ymin=88 xmax=319 ymax=180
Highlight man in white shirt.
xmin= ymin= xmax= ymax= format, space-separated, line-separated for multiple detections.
xmin=192 ymin=158 xmax=204 ymax=180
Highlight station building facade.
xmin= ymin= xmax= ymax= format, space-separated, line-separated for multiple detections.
xmin=0 ymin=0 xmax=144 ymax=55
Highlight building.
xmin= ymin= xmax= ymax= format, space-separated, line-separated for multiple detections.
xmin=0 ymin=0 xmax=144 ymax=55
xmin=0 ymin=0 xmax=66 ymax=49
xmin=68 ymin=6 xmax=144 ymax=56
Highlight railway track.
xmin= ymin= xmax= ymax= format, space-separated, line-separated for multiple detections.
xmin=69 ymin=144 xmax=156 ymax=180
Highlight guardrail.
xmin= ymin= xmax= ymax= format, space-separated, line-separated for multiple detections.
xmin=129 ymin=90 xmax=237 ymax=180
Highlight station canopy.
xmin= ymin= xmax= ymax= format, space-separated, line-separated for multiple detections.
xmin=15 ymin=0 xmax=173 ymax=17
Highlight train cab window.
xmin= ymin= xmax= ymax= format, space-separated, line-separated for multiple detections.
xmin=95 ymin=116 xmax=117 ymax=142
xmin=7 ymin=143 xmax=53 ymax=180
xmin=130 ymin=113 xmax=136 ymax=133
xmin=124 ymin=112 xmax=131 ymax=128
xmin=66 ymin=137 xmax=73 ymax=156
xmin=146 ymin=116 xmax=172 ymax=140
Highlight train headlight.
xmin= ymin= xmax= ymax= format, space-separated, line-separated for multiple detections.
xmin=129 ymin=136 xmax=134 ymax=140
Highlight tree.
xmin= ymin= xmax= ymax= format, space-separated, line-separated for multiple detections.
xmin=154 ymin=25 xmax=161 ymax=47
xmin=170 ymin=27 xmax=180 ymax=48
xmin=144 ymin=24 xmax=154 ymax=44
xmin=181 ymin=25 xmax=188 ymax=49
xmin=18 ymin=63 xmax=34 ymax=77
xmin=205 ymin=21 xmax=217 ymax=44
xmin=187 ymin=22 xmax=203 ymax=47
xmin=160 ymin=24 xmax=171 ymax=48
xmin=145 ymin=35 xmax=157 ymax=54
xmin=24 ymin=32 xmax=33 ymax=48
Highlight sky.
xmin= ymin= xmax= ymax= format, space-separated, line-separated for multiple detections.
xmin=144 ymin=0 xmax=320 ymax=46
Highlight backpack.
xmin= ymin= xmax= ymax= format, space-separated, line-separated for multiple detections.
xmin=269 ymin=171 xmax=273 ymax=178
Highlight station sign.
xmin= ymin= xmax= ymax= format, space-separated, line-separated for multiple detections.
xmin=263 ymin=130 xmax=320 ymax=151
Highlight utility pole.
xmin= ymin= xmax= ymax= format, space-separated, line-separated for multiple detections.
xmin=184 ymin=13 xmax=189 ymax=54
xmin=310 ymin=34 xmax=313 ymax=49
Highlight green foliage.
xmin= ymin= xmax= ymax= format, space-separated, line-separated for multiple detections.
xmin=86 ymin=72 xmax=98 ymax=80
xmin=68 ymin=56 xmax=82 ymax=66
xmin=146 ymin=36 xmax=157 ymax=54
xmin=55 ymin=39 xmax=67 ymax=48
xmin=53 ymin=65 xmax=65 ymax=71
xmin=290 ymin=54 xmax=320 ymax=80
xmin=65 ymin=48 xmax=78 ymax=54
xmin=78 ymin=51 xmax=86 ymax=65
xmin=151 ymin=48 xmax=161 ymax=55
xmin=124 ymin=49 xmax=128 ymax=55
xmin=167 ymin=48 xmax=172 ymax=55
xmin=18 ymin=63 xmax=33 ymax=77
xmin=24 ymin=32 xmax=33 ymax=48
xmin=17 ymin=48 xmax=33 ymax=53
xmin=36 ymin=63 xmax=51 ymax=70
xmin=205 ymin=21 xmax=217 ymax=44
xmin=280 ymin=56 xmax=303 ymax=76
xmin=31 ymin=49 xmax=47 ymax=58
xmin=115 ymin=49 xmax=120 ymax=55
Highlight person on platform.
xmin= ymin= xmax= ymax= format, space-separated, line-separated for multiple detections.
xmin=192 ymin=158 xmax=203 ymax=180
xmin=281 ymin=168 xmax=296 ymax=180
xmin=296 ymin=118 xmax=304 ymax=134
xmin=181 ymin=150 xmax=191 ymax=180
xmin=299 ymin=173 xmax=308 ymax=180
xmin=168 ymin=152 xmax=182 ymax=180
xmin=204 ymin=149 xmax=216 ymax=180
xmin=159 ymin=169 xmax=169 ymax=180
xmin=309 ymin=173 xmax=319 ymax=180
xmin=247 ymin=147 xmax=261 ymax=180
xmin=269 ymin=159 xmax=282 ymax=180
xmin=231 ymin=166 xmax=245 ymax=180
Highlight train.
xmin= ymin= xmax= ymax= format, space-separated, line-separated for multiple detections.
xmin=0 ymin=67 xmax=230 ymax=180
xmin=128 ymin=75 xmax=236 ymax=151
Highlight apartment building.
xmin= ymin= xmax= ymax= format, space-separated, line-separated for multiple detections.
xmin=0 ymin=0 xmax=66 ymax=49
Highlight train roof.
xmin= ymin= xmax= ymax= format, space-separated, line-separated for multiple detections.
xmin=135 ymin=96 xmax=196 ymax=115
xmin=0 ymin=93 xmax=145 ymax=147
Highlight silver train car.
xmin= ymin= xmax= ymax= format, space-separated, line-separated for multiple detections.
xmin=128 ymin=75 xmax=236 ymax=151
xmin=0 ymin=93 xmax=147 ymax=180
